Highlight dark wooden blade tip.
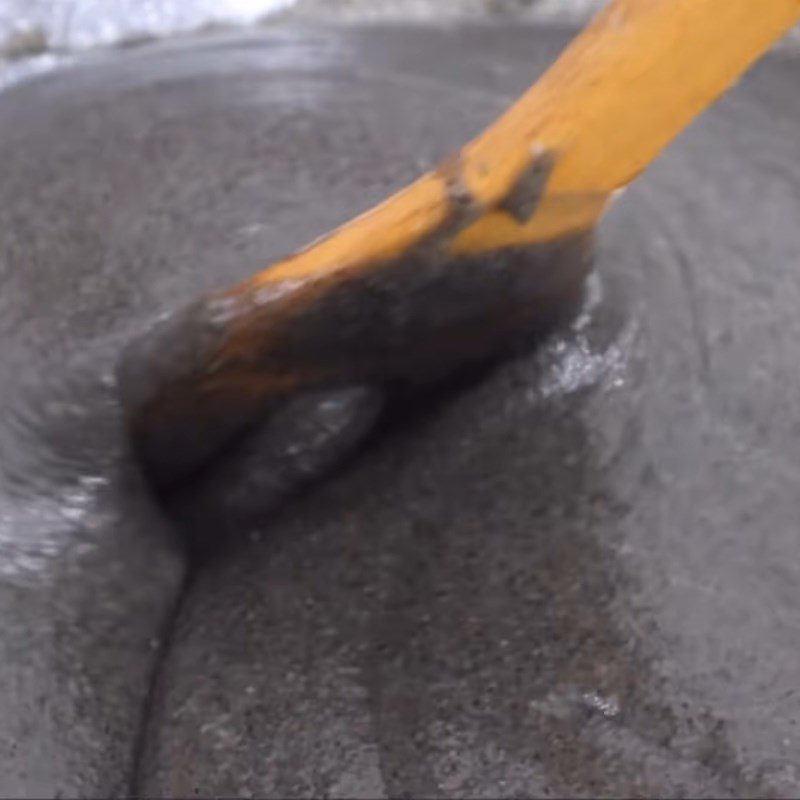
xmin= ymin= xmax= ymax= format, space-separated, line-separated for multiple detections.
xmin=117 ymin=231 xmax=595 ymax=491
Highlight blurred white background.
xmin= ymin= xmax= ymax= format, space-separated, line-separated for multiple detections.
xmin=0 ymin=0 xmax=295 ymax=53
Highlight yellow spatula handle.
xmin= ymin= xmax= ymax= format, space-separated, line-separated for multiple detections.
xmin=238 ymin=0 xmax=800 ymax=291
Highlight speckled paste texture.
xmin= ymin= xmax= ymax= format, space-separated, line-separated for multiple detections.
xmin=0 ymin=22 xmax=799 ymax=799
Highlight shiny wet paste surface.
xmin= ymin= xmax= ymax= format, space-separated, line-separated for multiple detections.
xmin=0 ymin=23 xmax=799 ymax=798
